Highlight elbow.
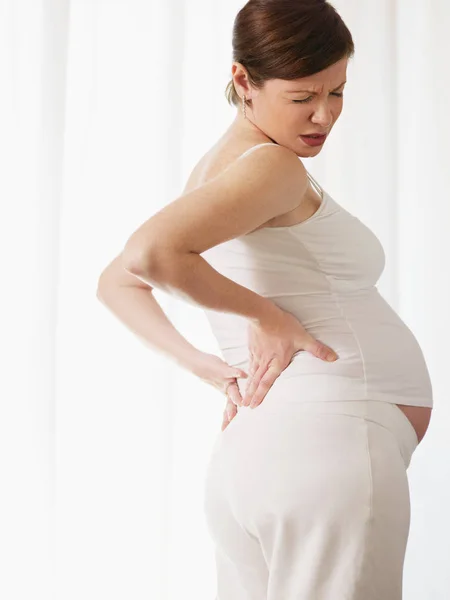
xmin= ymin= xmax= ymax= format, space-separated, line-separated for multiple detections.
xmin=123 ymin=243 xmax=182 ymax=288
xmin=121 ymin=241 xmax=158 ymax=277
xmin=96 ymin=270 xmax=112 ymax=302
xmin=96 ymin=285 xmax=106 ymax=303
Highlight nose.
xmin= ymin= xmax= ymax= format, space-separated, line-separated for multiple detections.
xmin=310 ymin=103 xmax=333 ymax=130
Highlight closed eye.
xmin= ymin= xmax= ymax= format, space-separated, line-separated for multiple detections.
xmin=293 ymin=92 xmax=344 ymax=104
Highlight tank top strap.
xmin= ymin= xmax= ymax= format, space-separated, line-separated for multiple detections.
xmin=306 ymin=170 xmax=324 ymax=200
xmin=239 ymin=142 xmax=280 ymax=160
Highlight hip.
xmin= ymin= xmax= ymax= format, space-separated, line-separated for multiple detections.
xmin=209 ymin=399 xmax=421 ymax=479
xmin=236 ymin=380 xmax=431 ymax=446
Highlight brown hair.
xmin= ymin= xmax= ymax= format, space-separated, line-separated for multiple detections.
xmin=225 ymin=0 xmax=355 ymax=108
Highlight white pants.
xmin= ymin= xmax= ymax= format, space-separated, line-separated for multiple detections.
xmin=203 ymin=398 xmax=419 ymax=600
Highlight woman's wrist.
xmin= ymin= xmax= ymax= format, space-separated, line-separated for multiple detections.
xmin=251 ymin=297 xmax=285 ymax=328
xmin=173 ymin=344 xmax=205 ymax=375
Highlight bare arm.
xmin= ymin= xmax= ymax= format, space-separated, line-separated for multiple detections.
xmin=97 ymin=253 xmax=202 ymax=373
xmin=121 ymin=144 xmax=308 ymax=326
xmin=122 ymin=251 xmax=283 ymax=325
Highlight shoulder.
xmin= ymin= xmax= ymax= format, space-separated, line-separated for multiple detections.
xmin=122 ymin=141 xmax=310 ymax=265
xmin=219 ymin=142 xmax=309 ymax=222
xmin=184 ymin=141 xmax=308 ymax=206
xmin=219 ymin=142 xmax=308 ymax=199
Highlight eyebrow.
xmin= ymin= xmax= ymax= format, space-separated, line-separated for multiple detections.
xmin=285 ymin=80 xmax=347 ymax=94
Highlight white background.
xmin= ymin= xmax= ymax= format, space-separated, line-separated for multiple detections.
xmin=0 ymin=0 xmax=448 ymax=598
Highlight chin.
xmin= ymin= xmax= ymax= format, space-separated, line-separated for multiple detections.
xmin=298 ymin=146 xmax=323 ymax=157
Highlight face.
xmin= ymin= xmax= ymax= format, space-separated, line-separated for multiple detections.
xmin=233 ymin=57 xmax=348 ymax=157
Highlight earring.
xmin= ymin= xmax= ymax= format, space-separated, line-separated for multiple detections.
xmin=242 ymin=94 xmax=247 ymax=119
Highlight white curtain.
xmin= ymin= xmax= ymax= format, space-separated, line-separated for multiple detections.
xmin=1 ymin=1 xmax=448 ymax=598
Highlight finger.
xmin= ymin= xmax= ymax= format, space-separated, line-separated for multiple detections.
xmin=221 ymin=400 xmax=237 ymax=431
xmin=248 ymin=365 xmax=281 ymax=408
xmin=221 ymin=404 xmax=232 ymax=429
xmin=226 ymin=380 xmax=245 ymax=407
xmin=248 ymin=360 xmax=258 ymax=375
xmin=242 ymin=363 xmax=266 ymax=406
xmin=303 ymin=337 xmax=338 ymax=362
xmin=221 ymin=414 xmax=229 ymax=431
xmin=226 ymin=398 xmax=237 ymax=420
xmin=243 ymin=362 xmax=258 ymax=403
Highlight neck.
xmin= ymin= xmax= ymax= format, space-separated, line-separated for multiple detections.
xmin=229 ymin=109 xmax=276 ymax=143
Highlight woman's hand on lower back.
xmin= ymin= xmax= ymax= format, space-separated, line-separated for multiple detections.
xmin=243 ymin=307 xmax=339 ymax=409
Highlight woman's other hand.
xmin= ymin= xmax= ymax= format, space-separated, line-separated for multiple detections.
xmin=221 ymin=396 xmax=239 ymax=431
xmin=190 ymin=351 xmax=248 ymax=409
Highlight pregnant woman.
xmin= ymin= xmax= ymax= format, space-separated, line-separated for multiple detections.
xmin=97 ymin=1 xmax=433 ymax=598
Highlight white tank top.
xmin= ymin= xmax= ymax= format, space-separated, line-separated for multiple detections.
xmin=201 ymin=143 xmax=433 ymax=408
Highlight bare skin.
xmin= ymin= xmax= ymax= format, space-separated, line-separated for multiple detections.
xmin=180 ymin=62 xmax=432 ymax=445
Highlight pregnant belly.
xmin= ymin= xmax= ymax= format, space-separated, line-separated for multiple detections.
xmin=249 ymin=289 xmax=435 ymax=407
xmin=395 ymin=405 xmax=432 ymax=444
xmin=225 ymin=291 xmax=433 ymax=442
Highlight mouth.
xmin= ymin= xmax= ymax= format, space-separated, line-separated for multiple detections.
xmin=300 ymin=133 xmax=327 ymax=146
